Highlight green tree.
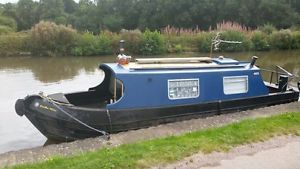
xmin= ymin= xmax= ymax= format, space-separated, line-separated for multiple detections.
xmin=16 ymin=0 xmax=38 ymax=30
xmin=1 ymin=3 xmax=17 ymax=20
xmin=63 ymin=0 xmax=78 ymax=14
xmin=38 ymin=0 xmax=67 ymax=25
xmin=74 ymin=0 xmax=98 ymax=33
xmin=1 ymin=0 xmax=300 ymax=32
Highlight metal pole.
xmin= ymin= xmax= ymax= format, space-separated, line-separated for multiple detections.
xmin=114 ymin=78 xmax=117 ymax=102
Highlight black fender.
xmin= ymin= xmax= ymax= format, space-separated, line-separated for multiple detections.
xmin=15 ymin=99 xmax=25 ymax=116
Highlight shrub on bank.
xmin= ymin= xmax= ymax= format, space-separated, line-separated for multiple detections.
xmin=0 ymin=16 xmax=17 ymax=31
xmin=291 ymin=31 xmax=300 ymax=49
xmin=0 ymin=25 xmax=15 ymax=35
xmin=72 ymin=31 xmax=115 ymax=56
xmin=269 ymin=29 xmax=292 ymax=50
xmin=72 ymin=32 xmax=97 ymax=56
xmin=196 ymin=31 xmax=251 ymax=53
xmin=258 ymin=24 xmax=277 ymax=35
xmin=139 ymin=29 xmax=166 ymax=55
xmin=96 ymin=31 xmax=114 ymax=55
xmin=120 ymin=30 xmax=143 ymax=54
xmin=250 ymin=31 xmax=270 ymax=51
xmin=165 ymin=35 xmax=199 ymax=53
xmin=218 ymin=30 xmax=250 ymax=52
xmin=196 ymin=32 xmax=215 ymax=52
xmin=165 ymin=41 xmax=184 ymax=53
xmin=3 ymin=22 xmax=300 ymax=57
xmin=29 ymin=21 xmax=77 ymax=56
xmin=0 ymin=32 xmax=29 ymax=55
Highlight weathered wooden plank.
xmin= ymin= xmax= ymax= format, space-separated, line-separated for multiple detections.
xmin=125 ymin=62 xmax=245 ymax=70
xmin=135 ymin=57 xmax=212 ymax=64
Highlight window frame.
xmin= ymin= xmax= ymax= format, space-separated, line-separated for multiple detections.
xmin=223 ymin=75 xmax=248 ymax=95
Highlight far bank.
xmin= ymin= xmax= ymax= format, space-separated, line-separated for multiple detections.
xmin=1 ymin=21 xmax=300 ymax=57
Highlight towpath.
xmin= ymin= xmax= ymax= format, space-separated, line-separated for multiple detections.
xmin=0 ymin=102 xmax=299 ymax=168
xmin=154 ymin=136 xmax=300 ymax=169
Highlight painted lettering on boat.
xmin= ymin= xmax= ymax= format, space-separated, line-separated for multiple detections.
xmin=39 ymin=105 xmax=57 ymax=112
xmin=254 ymin=72 xmax=260 ymax=75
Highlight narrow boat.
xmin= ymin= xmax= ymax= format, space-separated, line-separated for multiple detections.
xmin=15 ymin=44 xmax=300 ymax=141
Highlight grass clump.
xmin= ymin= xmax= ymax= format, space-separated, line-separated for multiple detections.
xmin=10 ymin=112 xmax=300 ymax=169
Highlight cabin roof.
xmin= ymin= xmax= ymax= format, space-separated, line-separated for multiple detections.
xmin=100 ymin=57 xmax=254 ymax=75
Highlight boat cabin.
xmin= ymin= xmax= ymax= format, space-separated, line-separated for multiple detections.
xmin=63 ymin=56 xmax=270 ymax=110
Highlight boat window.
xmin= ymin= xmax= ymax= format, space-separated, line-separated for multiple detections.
xmin=168 ymin=79 xmax=199 ymax=100
xmin=223 ymin=76 xmax=248 ymax=95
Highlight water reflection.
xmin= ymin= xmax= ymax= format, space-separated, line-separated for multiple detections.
xmin=0 ymin=56 xmax=114 ymax=83
xmin=1 ymin=51 xmax=297 ymax=84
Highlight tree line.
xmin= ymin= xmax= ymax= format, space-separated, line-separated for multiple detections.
xmin=0 ymin=0 xmax=299 ymax=33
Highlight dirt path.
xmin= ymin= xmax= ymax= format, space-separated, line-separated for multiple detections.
xmin=0 ymin=102 xmax=300 ymax=168
xmin=154 ymin=136 xmax=300 ymax=169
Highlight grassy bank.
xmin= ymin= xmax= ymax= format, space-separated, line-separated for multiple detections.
xmin=2 ymin=21 xmax=300 ymax=56
xmin=8 ymin=112 xmax=300 ymax=169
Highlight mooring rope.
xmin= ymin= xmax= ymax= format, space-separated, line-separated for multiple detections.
xmin=39 ymin=94 xmax=110 ymax=140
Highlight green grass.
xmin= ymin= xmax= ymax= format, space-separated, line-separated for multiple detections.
xmin=9 ymin=112 xmax=300 ymax=169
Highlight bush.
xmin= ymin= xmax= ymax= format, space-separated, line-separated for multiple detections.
xmin=173 ymin=44 xmax=183 ymax=53
xmin=165 ymin=35 xmax=199 ymax=52
xmin=258 ymin=24 xmax=277 ymax=35
xmin=56 ymin=25 xmax=78 ymax=54
xmin=167 ymin=43 xmax=183 ymax=53
xmin=0 ymin=32 xmax=29 ymax=55
xmin=218 ymin=31 xmax=250 ymax=52
xmin=96 ymin=31 xmax=114 ymax=55
xmin=0 ymin=25 xmax=15 ymax=35
xmin=139 ymin=29 xmax=166 ymax=55
xmin=72 ymin=32 xmax=97 ymax=56
xmin=0 ymin=16 xmax=17 ymax=31
xmin=196 ymin=32 xmax=215 ymax=52
xmin=269 ymin=29 xmax=292 ymax=50
xmin=72 ymin=31 xmax=114 ymax=56
xmin=29 ymin=21 xmax=77 ymax=56
xmin=250 ymin=31 xmax=270 ymax=51
xmin=291 ymin=31 xmax=300 ymax=49
xmin=120 ymin=29 xmax=143 ymax=54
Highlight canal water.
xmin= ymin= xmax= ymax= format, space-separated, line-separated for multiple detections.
xmin=0 ymin=50 xmax=299 ymax=154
